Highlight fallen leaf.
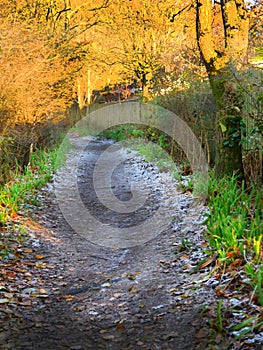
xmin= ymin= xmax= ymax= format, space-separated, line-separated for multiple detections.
xmin=35 ymin=255 xmax=45 ymax=260
xmin=162 ymin=332 xmax=179 ymax=340
xmin=0 ymin=298 xmax=10 ymax=304
xmin=116 ymin=324 xmax=125 ymax=330
xmin=179 ymin=254 xmax=189 ymax=260
xmin=35 ymin=323 xmax=42 ymax=328
xmin=195 ymin=327 xmax=210 ymax=338
xmin=128 ymin=285 xmax=140 ymax=293
xmin=198 ymin=254 xmax=218 ymax=270
xmin=4 ymin=293 xmax=13 ymax=298
xmin=167 ymin=288 xmax=178 ymax=293
xmin=226 ymin=251 xmax=235 ymax=259
xmin=128 ymin=274 xmax=136 ymax=280
xmin=6 ymin=272 xmax=16 ymax=277
xmin=0 ymin=286 xmax=8 ymax=291
xmin=101 ymin=282 xmax=112 ymax=287
xmin=139 ymin=301 xmax=145 ymax=308
xmin=231 ymin=259 xmax=243 ymax=267
xmin=216 ymin=289 xmax=226 ymax=296
xmin=34 ymin=263 xmax=45 ymax=269
xmin=102 ymin=335 xmax=115 ymax=340
xmin=38 ymin=288 xmax=48 ymax=294
xmin=61 ymin=295 xmax=75 ymax=301
xmin=185 ymin=190 xmax=192 ymax=194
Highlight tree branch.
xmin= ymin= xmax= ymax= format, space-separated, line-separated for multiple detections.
xmin=170 ymin=1 xmax=195 ymax=22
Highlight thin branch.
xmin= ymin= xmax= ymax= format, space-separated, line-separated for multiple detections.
xmin=67 ymin=0 xmax=109 ymax=20
xmin=170 ymin=1 xmax=195 ymax=22
xmin=55 ymin=7 xmax=71 ymax=22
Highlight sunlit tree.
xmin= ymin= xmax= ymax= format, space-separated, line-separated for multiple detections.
xmin=196 ymin=0 xmax=250 ymax=178
xmin=98 ymin=0 xmax=195 ymax=99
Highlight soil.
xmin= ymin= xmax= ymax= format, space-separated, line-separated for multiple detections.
xmin=1 ymin=134 xmax=225 ymax=350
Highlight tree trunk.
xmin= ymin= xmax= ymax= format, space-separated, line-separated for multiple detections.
xmin=142 ymin=82 xmax=149 ymax=101
xmin=209 ymin=72 xmax=245 ymax=178
xmin=87 ymin=69 xmax=92 ymax=105
xmin=141 ymin=73 xmax=150 ymax=101
xmin=196 ymin=0 xmax=249 ymax=178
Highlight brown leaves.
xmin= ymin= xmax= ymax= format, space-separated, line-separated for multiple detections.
xmin=59 ymin=295 xmax=75 ymax=301
xmin=215 ymin=289 xmax=226 ymax=297
xmin=116 ymin=323 xmax=125 ymax=330
xmin=199 ymin=254 xmax=218 ymax=270
xmin=0 ymin=221 xmax=56 ymax=326
xmin=128 ymin=285 xmax=140 ymax=293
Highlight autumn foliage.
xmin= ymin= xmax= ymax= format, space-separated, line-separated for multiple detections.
xmin=0 ymin=0 xmax=262 ymax=182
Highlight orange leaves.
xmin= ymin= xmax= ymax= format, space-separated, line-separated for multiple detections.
xmin=215 ymin=289 xmax=226 ymax=297
xmin=225 ymin=247 xmax=241 ymax=260
xmin=5 ymin=271 xmax=16 ymax=278
xmin=225 ymin=251 xmax=235 ymax=259
xmin=59 ymin=295 xmax=75 ymax=301
xmin=35 ymin=254 xmax=45 ymax=260
xmin=230 ymin=259 xmax=243 ymax=268
xmin=116 ymin=323 xmax=125 ymax=330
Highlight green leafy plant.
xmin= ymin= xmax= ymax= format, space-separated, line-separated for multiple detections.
xmin=245 ymin=264 xmax=263 ymax=307
xmin=207 ymin=300 xmax=229 ymax=335
xmin=98 ymin=124 xmax=137 ymax=141
xmin=204 ymin=174 xmax=262 ymax=263
xmin=215 ymin=299 xmax=224 ymax=333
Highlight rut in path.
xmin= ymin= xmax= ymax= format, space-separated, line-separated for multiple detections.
xmin=2 ymin=135 xmax=217 ymax=350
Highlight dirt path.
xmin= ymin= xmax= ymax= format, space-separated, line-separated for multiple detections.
xmin=1 ymin=134 xmax=221 ymax=350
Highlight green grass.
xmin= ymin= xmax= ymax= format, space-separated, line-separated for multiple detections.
xmin=98 ymin=124 xmax=179 ymax=172
xmin=200 ymin=174 xmax=262 ymax=346
xmin=134 ymin=141 xmax=175 ymax=169
xmin=98 ymin=124 xmax=141 ymax=141
xmin=245 ymin=263 xmax=263 ymax=307
xmin=204 ymin=173 xmax=263 ymax=316
xmin=205 ymin=174 xmax=262 ymax=263
xmin=0 ymin=148 xmax=57 ymax=225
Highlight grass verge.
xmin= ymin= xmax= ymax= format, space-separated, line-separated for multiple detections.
xmin=0 ymin=148 xmax=57 ymax=226
xmin=201 ymin=174 xmax=263 ymax=348
xmin=205 ymin=175 xmax=262 ymax=267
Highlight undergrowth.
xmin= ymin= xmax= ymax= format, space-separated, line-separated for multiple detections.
xmin=205 ymin=175 xmax=262 ymax=265
xmin=202 ymin=174 xmax=263 ymax=348
xmin=205 ymin=174 xmax=262 ymax=303
xmin=0 ymin=148 xmax=57 ymax=226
